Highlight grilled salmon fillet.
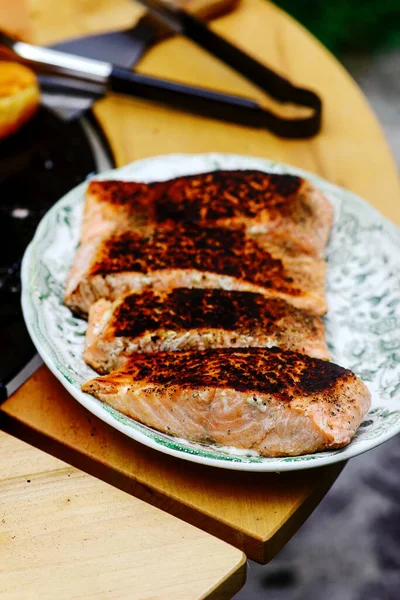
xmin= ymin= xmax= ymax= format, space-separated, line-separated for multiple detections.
xmin=82 ymin=348 xmax=370 ymax=457
xmin=84 ymin=289 xmax=329 ymax=373
xmin=65 ymin=223 xmax=327 ymax=316
xmin=83 ymin=171 xmax=333 ymax=257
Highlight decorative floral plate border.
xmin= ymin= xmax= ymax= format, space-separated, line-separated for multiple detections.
xmin=21 ymin=153 xmax=400 ymax=471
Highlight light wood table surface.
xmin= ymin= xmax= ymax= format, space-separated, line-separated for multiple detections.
xmin=0 ymin=431 xmax=245 ymax=599
xmin=1 ymin=0 xmax=400 ymax=595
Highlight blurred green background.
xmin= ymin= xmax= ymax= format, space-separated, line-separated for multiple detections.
xmin=277 ymin=1 xmax=400 ymax=54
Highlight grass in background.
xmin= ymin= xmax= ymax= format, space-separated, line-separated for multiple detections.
xmin=277 ymin=1 xmax=400 ymax=54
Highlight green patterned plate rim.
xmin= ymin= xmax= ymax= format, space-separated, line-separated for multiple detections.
xmin=21 ymin=153 xmax=400 ymax=471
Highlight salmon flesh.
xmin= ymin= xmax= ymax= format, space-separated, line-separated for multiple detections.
xmin=82 ymin=347 xmax=371 ymax=457
xmin=83 ymin=170 xmax=333 ymax=256
xmin=65 ymin=222 xmax=328 ymax=317
xmin=84 ymin=289 xmax=329 ymax=373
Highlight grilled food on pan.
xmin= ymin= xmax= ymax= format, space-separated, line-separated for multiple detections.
xmin=82 ymin=348 xmax=371 ymax=457
xmin=83 ymin=170 xmax=333 ymax=257
xmin=84 ymin=289 xmax=329 ymax=373
xmin=64 ymin=222 xmax=327 ymax=317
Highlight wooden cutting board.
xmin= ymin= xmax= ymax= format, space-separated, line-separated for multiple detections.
xmin=2 ymin=0 xmax=400 ymax=567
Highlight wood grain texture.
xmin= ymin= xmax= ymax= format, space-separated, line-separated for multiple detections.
xmin=28 ymin=0 xmax=238 ymax=45
xmin=2 ymin=0 xmax=399 ymax=569
xmin=0 ymin=0 xmax=31 ymax=40
xmin=0 ymin=431 xmax=246 ymax=600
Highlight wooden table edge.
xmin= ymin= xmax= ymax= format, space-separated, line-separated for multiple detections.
xmin=205 ymin=552 xmax=247 ymax=600
xmin=1 ymin=393 xmax=344 ymax=564
xmin=260 ymin=461 xmax=345 ymax=562
xmin=0 ymin=430 xmax=247 ymax=600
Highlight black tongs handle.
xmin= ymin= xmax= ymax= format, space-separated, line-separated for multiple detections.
xmin=175 ymin=9 xmax=322 ymax=138
xmin=110 ymin=66 xmax=269 ymax=128
xmin=110 ymin=56 xmax=320 ymax=138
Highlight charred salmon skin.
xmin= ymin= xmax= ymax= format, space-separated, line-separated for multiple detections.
xmin=83 ymin=171 xmax=333 ymax=256
xmin=82 ymin=347 xmax=371 ymax=457
xmin=64 ymin=222 xmax=327 ymax=316
xmin=84 ymin=289 xmax=329 ymax=373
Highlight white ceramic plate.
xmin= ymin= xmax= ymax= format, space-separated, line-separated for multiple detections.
xmin=21 ymin=153 xmax=400 ymax=471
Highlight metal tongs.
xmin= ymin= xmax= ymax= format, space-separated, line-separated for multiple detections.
xmin=0 ymin=0 xmax=322 ymax=138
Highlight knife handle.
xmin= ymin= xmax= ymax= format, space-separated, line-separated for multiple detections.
xmin=109 ymin=66 xmax=267 ymax=126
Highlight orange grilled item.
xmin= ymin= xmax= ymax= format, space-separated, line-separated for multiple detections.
xmin=0 ymin=62 xmax=39 ymax=140
xmin=65 ymin=222 xmax=327 ymax=317
xmin=83 ymin=170 xmax=333 ymax=256
xmin=82 ymin=347 xmax=370 ymax=457
xmin=84 ymin=289 xmax=329 ymax=373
